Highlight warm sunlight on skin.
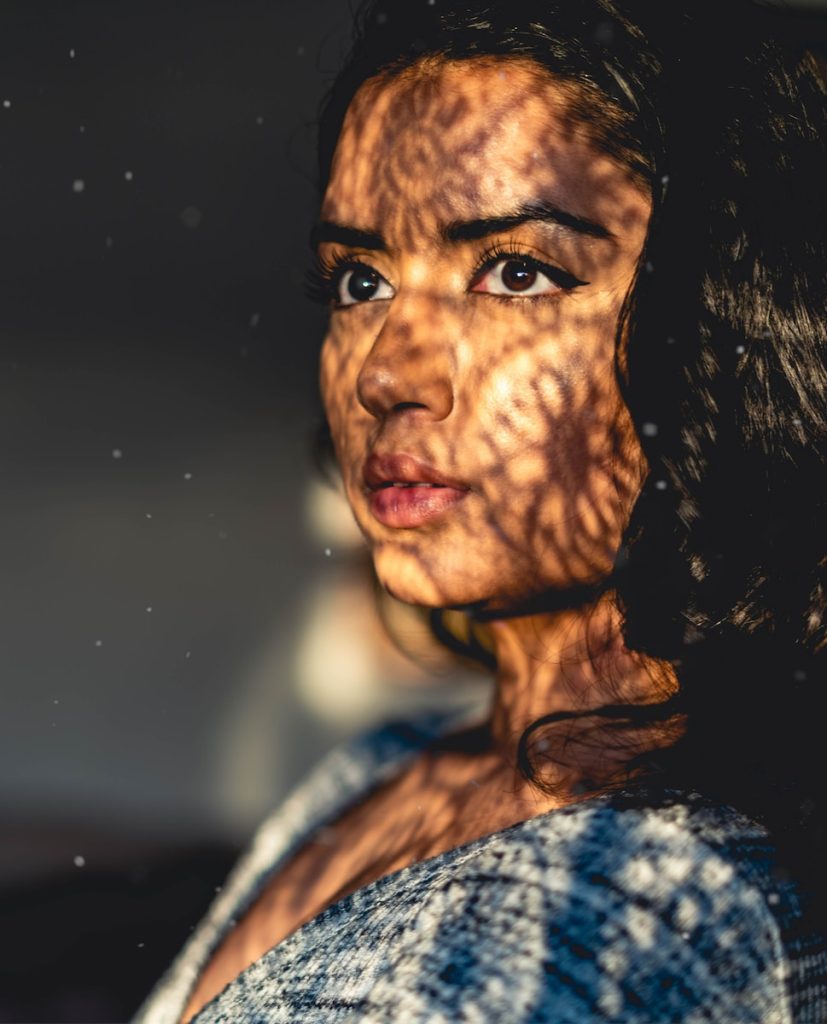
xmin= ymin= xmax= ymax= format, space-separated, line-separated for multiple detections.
xmin=317 ymin=58 xmax=681 ymax=763
xmin=180 ymin=59 xmax=683 ymax=1023
xmin=319 ymin=58 xmax=652 ymax=614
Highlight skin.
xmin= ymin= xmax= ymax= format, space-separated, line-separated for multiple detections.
xmin=181 ymin=56 xmax=682 ymax=1023
xmin=319 ymin=57 xmax=678 ymax=756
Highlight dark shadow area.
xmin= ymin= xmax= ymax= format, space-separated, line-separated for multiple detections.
xmin=0 ymin=1 xmax=353 ymax=1020
xmin=0 ymin=838 xmax=238 ymax=1023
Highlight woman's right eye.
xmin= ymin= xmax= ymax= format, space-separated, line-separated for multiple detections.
xmin=305 ymin=255 xmax=396 ymax=309
xmin=335 ymin=265 xmax=395 ymax=307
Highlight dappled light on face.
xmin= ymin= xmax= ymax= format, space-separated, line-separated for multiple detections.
xmin=319 ymin=58 xmax=651 ymax=611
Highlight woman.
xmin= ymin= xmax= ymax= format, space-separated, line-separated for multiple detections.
xmin=137 ymin=0 xmax=827 ymax=1020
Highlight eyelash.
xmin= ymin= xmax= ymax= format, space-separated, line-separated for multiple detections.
xmin=304 ymin=241 xmax=587 ymax=307
xmin=304 ymin=252 xmax=363 ymax=307
xmin=470 ymin=239 xmax=588 ymax=298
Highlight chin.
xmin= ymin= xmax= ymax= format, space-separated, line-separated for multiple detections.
xmin=373 ymin=548 xmax=446 ymax=607
xmin=371 ymin=544 xmax=483 ymax=609
xmin=373 ymin=541 xmax=615 ymax=617
xmin=372 ymin=545 xmax=528 ymax=612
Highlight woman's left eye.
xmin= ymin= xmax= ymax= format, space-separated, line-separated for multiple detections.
xmin=470 ymin=256 xmax=585 ymax=297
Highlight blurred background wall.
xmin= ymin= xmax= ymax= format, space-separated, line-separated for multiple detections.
xmin=0 ymin=1 xmax=824 ymax=1020
xmin=0 ymin=3 xmax=475 ymax=1018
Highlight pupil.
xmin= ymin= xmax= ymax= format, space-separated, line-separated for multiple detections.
xmin=347 ymin=268 xmax=379 ymax=301
xmin=502 ymin=259 xmax=535 ymax=292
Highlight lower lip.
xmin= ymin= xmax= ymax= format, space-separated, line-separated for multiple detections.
xmin=368 ymin=485 xmax=469 ymax=528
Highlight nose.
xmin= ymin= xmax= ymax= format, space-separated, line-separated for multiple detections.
xmin=356 ymin=305 xmax=454 ymax=421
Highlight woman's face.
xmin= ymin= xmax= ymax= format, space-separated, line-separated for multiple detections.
xmin=318 ymin=58 xmax=652 ymax=610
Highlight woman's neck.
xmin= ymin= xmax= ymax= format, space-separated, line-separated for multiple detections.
xmin=478 ymin=591 xmax=679 ymax=790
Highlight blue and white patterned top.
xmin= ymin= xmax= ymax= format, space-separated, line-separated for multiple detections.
xmin=135 ymin=709 xmax=827 ymax=1023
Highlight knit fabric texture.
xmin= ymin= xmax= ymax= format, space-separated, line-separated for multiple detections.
xmin=134 ymin=709 xmax=827 ymax=1023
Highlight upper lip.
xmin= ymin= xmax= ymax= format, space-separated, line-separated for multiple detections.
xmin=363 ymin=453 xmax=470 ymax=491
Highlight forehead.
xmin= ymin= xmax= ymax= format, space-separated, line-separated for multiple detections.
xmin=322 ymin=58 xmax=651 ymax=246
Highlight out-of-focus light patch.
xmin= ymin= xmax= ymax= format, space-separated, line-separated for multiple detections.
xmin=305 ymin=475 xmax=365 ymax=549
xmin=124 ymin=170 xmax=134 ymax=181
xmin=73 ymin=855 xmax=85 ymax=868
xmin=292 ymin=579 xmax=449 ymax=729
xmin=72 ymin=179 xmax=85 ymax=193
xmin=111 ymin=448 xmax=123 ymax=459
xmin=292 ymin=561 xmax=488 ymax=731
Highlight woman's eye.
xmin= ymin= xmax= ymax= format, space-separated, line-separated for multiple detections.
xmin=470 ymin=257 xmax=574 ymax=297
xmin=336 ymin=265 xmax=395 ymax=306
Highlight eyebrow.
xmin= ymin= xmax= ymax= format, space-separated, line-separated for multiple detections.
xmin=311 ymin=200 xmax=612 ymax=253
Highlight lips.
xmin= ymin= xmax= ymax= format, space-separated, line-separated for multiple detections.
xmin=363 ymin=453 xmax=470 ymax=528
xmin=364 ymin=453 xmax=467 ymax=490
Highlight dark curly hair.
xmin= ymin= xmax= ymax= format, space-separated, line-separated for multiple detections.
xmin=312 ymin=0 xmax=827 ymax=926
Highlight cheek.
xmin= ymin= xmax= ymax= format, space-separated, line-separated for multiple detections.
xmin=319 ymin=340 xmax=352 ymax=482
xmin=319 ymin=321 xmax=380 ymax=492
xmin=469 ymin=319 xmax=614 ymax=472
xmin=319 ymin=335 xmax=341 ymax=422
xmin=465 ymin=311 xmax=639 ymax=563
xmin=320 ymin=328 xmax=361 ymax=432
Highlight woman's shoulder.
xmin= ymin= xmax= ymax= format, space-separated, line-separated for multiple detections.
xmin=358 ymin=784 xmax=825 ymax=1023
xmin=201 ymin=780 xmax=825 ymax=1024
xmin=485 ymin=783 xmax=797 ymax=938
xmin=137 ymin=716 xmax=827 ymax=1024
